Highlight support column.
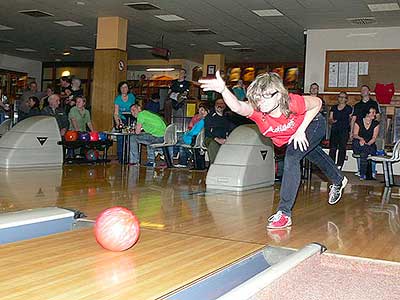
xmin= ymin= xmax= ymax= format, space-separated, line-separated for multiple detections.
xmin=91 ymin=17 xmax=128 ymax=131
xmin=202 ymin=54 xmax=225 ymax=77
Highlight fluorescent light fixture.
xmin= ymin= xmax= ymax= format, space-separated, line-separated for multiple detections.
xmin=218 ymin=41 xmax=241 ymax=46
xmin=252 ymin=9 xmax=283 ymax=17
xmin=146 ymin=68 xmax=175 ymax=71
xmin=16 ymin=48 xmax=37 ymax=52
xmin=346 ymin=32 xmax=377 ymax=37
xmin=131 ymin=44 xmax=153 ymax=49
xmin=154 ymin=14 xmax=185 ymax=21
xmin=54 ymin=20 xmax=83 ymax=27
xmin=70 ymin=46 xmax=92 ymax=50
xmin=0 ymin=24 xmax=13 ymax=30
xmin=368 ymin=3 xmax=400 ymax=12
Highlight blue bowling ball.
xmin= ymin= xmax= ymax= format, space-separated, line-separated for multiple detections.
xmin=98 ymin=132 xmax=108 ymax=141
xmin=79 ymin=131 xmax=91 ymax=142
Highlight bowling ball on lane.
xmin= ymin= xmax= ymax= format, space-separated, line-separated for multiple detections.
xmin=94 ymin=206 xmax=140 ymax=252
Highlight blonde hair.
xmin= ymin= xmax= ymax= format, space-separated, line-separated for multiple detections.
xmin=246 ymin=72 xmax=291 ymax=117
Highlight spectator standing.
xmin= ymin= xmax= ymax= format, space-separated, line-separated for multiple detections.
xmin=328 ymin=92 xmax=353 ymax=169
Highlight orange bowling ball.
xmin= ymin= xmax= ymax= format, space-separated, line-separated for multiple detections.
xmin=94 ymin=207 xmax=140 ymax=252
xmin=65 ymin=130 xmax=79 ymax=142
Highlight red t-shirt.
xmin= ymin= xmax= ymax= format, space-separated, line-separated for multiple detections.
xmin=247 ymin=93 xmax=306 ymax=147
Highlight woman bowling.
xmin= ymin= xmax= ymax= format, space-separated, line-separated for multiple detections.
xmin=199 ymin=71 xmax=347 ymax=229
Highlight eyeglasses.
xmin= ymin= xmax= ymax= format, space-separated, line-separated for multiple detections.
xmin=262 ymin=90 xmax=279 ymax=99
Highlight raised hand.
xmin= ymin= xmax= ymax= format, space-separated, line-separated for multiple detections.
xmin=198 ymin=70 xmax=226 ymax=93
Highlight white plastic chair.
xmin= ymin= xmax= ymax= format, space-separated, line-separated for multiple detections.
xmin=0 ymin=119 xmax=12 ymax=137
xmin=368 ymin=139 xmax=400 ymax=187
xmin=150 ymin=124 xmax=177 ymax=167
xmin=181 ymin=128 xmax=207 ymax=169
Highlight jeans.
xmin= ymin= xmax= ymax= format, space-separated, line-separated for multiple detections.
xmin=329 ymin=129 xmax=349 ymax=167
xmin=129 ymin=133 xmax=163 ymax=164
xmin=352 ymin=140 xmax=377 ymax=177
xmin=175 ymin=135 xmax=191 ymax=165
xmin=279 ymin=114 xmax=344 ymax=216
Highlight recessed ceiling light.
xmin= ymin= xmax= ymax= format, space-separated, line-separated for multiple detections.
xmin=16 ymin=48 xmax=37 ymax=52
xmin=70 ymin=46 xmax=92 ymax=50
xmin=188 ymin=28 xmax=216 ymax=35
xmin=368 ymin=3 xmax=400 ymax=12
xmin=131 ymin=44 xmax=153 ymax=49
xmin=252 ymin=9 xmax=283 ymax=17
xmin=217 ymin=41 xmax=241 ymax=46
xmin=55 ymin=58 xmax=62 ymax=62
xmin=124 ymin=2 xmax=161 ymax=10
xmin=76 ymin=1 xmax=86 ymax=5
xmin=63 ymin=50 xmax=71 ymax=56
xmin=154 ymin=14 xmax=185 ymax=21
xmin=232 ymin=47 xmax=256 ymax=53
xmin=0 ymin=24 xmax=13 ymax=31
xmin=18 ymin=10 xmax=54 ymax=17
xmin=346 ymin=32 xmax=377 ymax=37
xmin=146 ymin=68 xmax=175 ymax=71
xmin=54 ymin=20 xmax=83 ymax=27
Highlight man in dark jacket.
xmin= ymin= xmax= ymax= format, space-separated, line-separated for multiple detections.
xmin=42 ymin=94 xmax=69 ymax=137
xmin=204 ymin=98 xmax=235 ymax=164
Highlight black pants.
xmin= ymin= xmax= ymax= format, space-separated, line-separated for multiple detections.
xmin=329 ymin=129 xmax=349 ymax=167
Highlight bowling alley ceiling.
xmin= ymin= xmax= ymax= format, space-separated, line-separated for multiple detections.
xmin=0 ymin=0 xmax=399 ymax=63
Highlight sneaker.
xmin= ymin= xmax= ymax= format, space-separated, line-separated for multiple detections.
xmin=157 ymin=162 xmax=168 ymax=168
xmin=267 ymin=211 xmax=292 ymax=229
xmin=360 ymin=175 xmax=366 ymax=181
xmin=145 ymin=162 xmax=155 ymax=167
xmin=372 ymin=173 xmax=377 ymax=180
xmin=355 ymin=171 xmax=360 ymax=177
xmin=174 ymin=164 xmax=187 ymax=168
xmin=328 ymin=176 xmax=348 ymax=205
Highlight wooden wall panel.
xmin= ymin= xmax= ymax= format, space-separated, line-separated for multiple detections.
xmin=324 ymin=49 xmax=400 ymax=93
xmin=91 ymin=49 xmax=127 ymax=133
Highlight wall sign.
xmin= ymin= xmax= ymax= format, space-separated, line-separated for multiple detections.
xmin=118 ymin=60 xmax=125 ymax=71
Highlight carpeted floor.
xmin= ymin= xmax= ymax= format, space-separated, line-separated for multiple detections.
xmin=251 ymin=253 xmax=400 ymax=300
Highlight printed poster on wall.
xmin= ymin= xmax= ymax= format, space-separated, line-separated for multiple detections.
xmin=358 ymin=62 xmax=369 ymax=75
xmin=348 ymin=62 xmax=358 ymax=87
xmin=338 ymin=62 xmax=349 ymax=87
xmin=328 ymin=62 xmax=338 ymax=87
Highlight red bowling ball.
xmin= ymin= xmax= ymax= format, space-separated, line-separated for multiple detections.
xmin=90 ymin=131 xmax=99 ymax=142
xmin=94 ymin=207 xmax=140 ymax=252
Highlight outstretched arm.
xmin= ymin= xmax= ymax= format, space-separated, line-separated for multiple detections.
xmin=199 ymin=71 xmax=253 ymax=116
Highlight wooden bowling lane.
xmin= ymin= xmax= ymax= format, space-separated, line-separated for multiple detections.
xmin=2 ymin=164 xmax=400 ymax=265
xmin=0 ymin=227 xmax=263 ymax=300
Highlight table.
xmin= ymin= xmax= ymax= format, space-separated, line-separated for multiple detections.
xmin=105 ymin=131 xmax=135 ymax=164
